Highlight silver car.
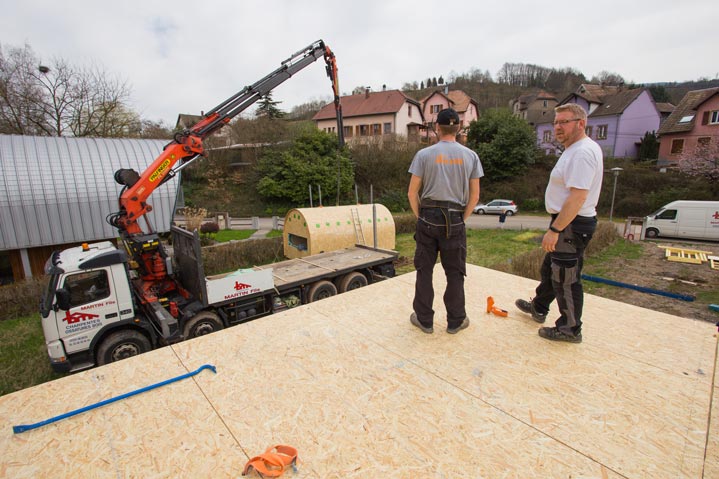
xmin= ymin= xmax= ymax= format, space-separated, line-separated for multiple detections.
xmin=473 ymin=199 xmax=518 ymax=215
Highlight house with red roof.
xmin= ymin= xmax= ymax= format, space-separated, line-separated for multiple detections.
xmin=420 ymin=89 xmax=479 ymax=129
xmin=313 ymin=89 xmax=424 ymax=142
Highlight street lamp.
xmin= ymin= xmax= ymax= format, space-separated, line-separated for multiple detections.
xmin=608 ymin=167 xmax=623 ymax=222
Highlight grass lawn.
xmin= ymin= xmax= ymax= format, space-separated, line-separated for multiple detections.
xmin=0 ymin=315 xmax=62 ymax=396
xmin=212 ymin=229 xmax=256 ymax=241
xmin=395 ymin=228 xmax=544 ymax=275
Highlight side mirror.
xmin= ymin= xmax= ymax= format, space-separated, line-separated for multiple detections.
xmin=55 ymin=288 xmax=71 ymax=311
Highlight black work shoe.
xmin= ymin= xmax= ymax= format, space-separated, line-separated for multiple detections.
xmin=538 ymin=326 xmax=582 ymax=343
xmin=410 ymin=313 xmax=433 ymax=334
xmin=447 ymin=317 xmax=470 ymax=334
xmin=515 ymin=299 xmax=547 ymax=323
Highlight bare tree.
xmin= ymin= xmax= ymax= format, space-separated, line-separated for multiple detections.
xmin=0 ymin=43 xmax=47 ymax=135
xmin=590 ymin=70 xmax=625 ymax=86
xmin=0 ymin=42 xmax=135 ymax=137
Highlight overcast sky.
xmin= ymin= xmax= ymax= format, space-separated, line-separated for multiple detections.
xmin=2 ymin=0 xmax=717 ymax=125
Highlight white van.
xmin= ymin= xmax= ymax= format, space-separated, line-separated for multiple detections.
xmin=644 ymin=201 xmax=719 ymax=241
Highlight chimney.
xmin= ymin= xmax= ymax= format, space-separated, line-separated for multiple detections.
xmin=444 ymin=85 xmax=449 ymax=95
xmin=365 ymin=88 xmax=370 ymax=99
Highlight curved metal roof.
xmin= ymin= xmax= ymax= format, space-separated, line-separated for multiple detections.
xmin=0 ymin=134 xmax=180 ymax=251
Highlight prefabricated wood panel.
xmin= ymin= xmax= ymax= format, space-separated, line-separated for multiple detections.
xmin=1 ymin=265 xmax=717 ymax=478
xmin=283 ymin=204 xmax=395 ymax=259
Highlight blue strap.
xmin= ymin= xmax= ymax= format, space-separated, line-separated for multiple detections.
xmin=581 ymin=274 xmax=695 ymax=302
xmin=13 ymin=364 xmax=216 ymax=434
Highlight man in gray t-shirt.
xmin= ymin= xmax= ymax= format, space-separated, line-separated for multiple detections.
xmin=407 ymin=108 xmax=482 ymax=335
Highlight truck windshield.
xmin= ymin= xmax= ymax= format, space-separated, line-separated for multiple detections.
xmin=40 ymin=273 xmax=60 ymax=318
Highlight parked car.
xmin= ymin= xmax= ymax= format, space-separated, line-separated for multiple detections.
xmin=473 ymin=199 xmax=518 ymax=215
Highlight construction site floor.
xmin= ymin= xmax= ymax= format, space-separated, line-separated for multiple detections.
xmin=1 ymin=265 xmax=717 ymax=478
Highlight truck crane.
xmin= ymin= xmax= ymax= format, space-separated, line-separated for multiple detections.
xmin=39 ymin=41 xmax=396 ymax=372
xmin=108 ymin=40 xmax=344 ymax=305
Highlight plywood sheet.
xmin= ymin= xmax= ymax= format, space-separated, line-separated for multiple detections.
xmin=0 ymin=265 xmax=716 ymax=478
xmin=0 ymin=347 xmax=243 ymax=478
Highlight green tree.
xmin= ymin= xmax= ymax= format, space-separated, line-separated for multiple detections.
xmin=637 ymin=131 xmax=659 ymax=160
xmin=466 ymin=108 xmax=539 ymax=180
xmin=255 ymin=92 xmax=285 ymax=119
xmin=256 ymin=129 xmax=353 ymax=204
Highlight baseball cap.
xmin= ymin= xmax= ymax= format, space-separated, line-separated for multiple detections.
xmin=436 ymin=108 xmax=460 ymax=125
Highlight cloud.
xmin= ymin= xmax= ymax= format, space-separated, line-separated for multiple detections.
xmin=1 ymin=0 xmax=717 ymax=124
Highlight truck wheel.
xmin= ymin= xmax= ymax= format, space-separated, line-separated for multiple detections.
xmin=184 ymin=311 xmax=223 ymax=339
xmin=645 ymin=228 xmax=659 ymax=239
xmin=97 ymin=330 xmax=151 ymax=366
xmin=307 ymin=280 xmax=337 ymax=302
xmin=338 ymin=271 xmax=368 ymax=293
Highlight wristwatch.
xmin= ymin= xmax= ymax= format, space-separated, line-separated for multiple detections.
xmin=549 ymin=225 xmax=563 ymax=233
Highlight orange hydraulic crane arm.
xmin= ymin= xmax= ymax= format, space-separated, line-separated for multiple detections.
xmin=109 ymin=40 xmax=342 ymax=236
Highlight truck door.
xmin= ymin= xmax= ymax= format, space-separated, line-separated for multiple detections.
xmin=57 ymin=268 xmax=122 ymax=354
xmin=651 ymin=208 xmax=679 ymax=237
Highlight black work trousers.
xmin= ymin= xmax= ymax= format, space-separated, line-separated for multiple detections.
xmin=533 ymin=216 xmax=597 ymax=335
xmin=412 ymin=208 xmax=467 ymax=329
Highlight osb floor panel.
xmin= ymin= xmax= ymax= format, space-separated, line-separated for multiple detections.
xmin=1 ymin=265 xmax=717 ymax=478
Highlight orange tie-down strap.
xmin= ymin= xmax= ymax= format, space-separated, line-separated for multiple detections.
xmin=486 ymin=296 xmax=508 ymax=317
xmin=242 ymin=445 xmax=298 ymax=477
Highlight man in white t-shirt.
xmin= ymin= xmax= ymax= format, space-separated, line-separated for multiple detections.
xmin=516 ymin=103 xmax=603 ymax=343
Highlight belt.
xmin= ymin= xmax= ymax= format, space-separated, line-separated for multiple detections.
xmin=421 ymin=199 xmax=465 ymax=211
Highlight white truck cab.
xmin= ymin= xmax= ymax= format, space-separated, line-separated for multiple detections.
xmin=40 ymin=242 xmax=143 ymax=372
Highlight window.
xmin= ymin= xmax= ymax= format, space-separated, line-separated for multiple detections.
xmin=0 ymin=252 xmax=13 ymax=285
xmin=543 ymin=100 xmax=548 ymax=107
xmin=383 ymin=122 xmax=392 ymax=134
xmin=359 ymin=124 xmax=369 ymax=136
xmin=585 ymin=126 xmax=593 ymax=137
xmin=597 ymin=125 xmax=608 ymax=140
xmin=656 ymin=209 xmax=677 ymax=220
xmin=670 ymin=139 xmax=684 ymax=155
xmin=431 ymin=104 xmax=441 ymax=114
xmin=408 ymin=105 xmax=412 ymax=117
xmin=343 ymin=126 xmax=353 ymax=138
xmin=711 ymin=111 xmax=719 ymax=124
xmin=64 ymin=270 xmax=110 ymax=308
xmin=543 ymin=131 xmax=552 ymax=143
xmin=372 ymin=123 xmax=381 ymax=135
xmin=678 ymin=115 xmax=694 ymax=124
xmin=697 ymin=137 xmax=711 ymax=153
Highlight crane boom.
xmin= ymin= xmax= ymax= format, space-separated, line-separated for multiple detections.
xmin=110 ymin=40 xmax=342 ymax=236
xmin=107 ymin=40 xmax=344 ymax=302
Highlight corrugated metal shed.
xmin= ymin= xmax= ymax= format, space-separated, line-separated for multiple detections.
xmin=0 ymin=134 xmax=180 ymax=251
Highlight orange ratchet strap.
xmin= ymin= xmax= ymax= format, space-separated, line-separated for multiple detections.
xmin=242 ymin=445 xmax=298 ymax=477
xmin=486 ymin=296 xmax=508 ymax=317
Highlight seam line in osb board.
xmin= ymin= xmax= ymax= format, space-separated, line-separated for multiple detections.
xmin=326 ymin=310 xmax=631 ymax=479
xmin=169 ymin=345 xmax=251 ymax=461
xmin=701 ymin=334 xmax=719 ymax=478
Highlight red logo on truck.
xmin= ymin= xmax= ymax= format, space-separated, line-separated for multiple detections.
xmin=63 ymin=311 xmax=100 ymax=324
xmin=234 ymin=281 xmax=251 ymax=291
xmin=713 ymin=211 xmax=719 ymax=220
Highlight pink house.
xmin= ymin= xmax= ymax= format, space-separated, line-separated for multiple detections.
xmin=420 ymin=90 xmax=479 ymax=130
xmin=657 ymin=87 xmax=719 ymax=166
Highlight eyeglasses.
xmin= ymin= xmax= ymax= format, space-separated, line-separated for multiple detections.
xmin=553 ymin=118 xmax=581 ymax=126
